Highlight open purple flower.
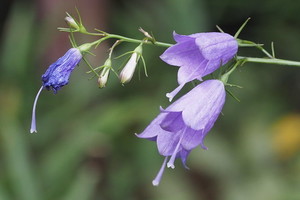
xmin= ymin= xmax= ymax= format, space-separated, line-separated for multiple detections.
xmin=160 ymin=32 xmax=237 ymax=101
xmin=136 ymin=79 xmax=226 ymax=186
xmin=30 ymin=48 xmax=82 ymax=133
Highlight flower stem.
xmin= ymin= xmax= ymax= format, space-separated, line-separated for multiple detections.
xmin=220 ymin=60 xmax=243 ymax=84
xmin=83 ymin=31 xmax=300 ymax=68
xmin=84 ymin=31 xmax=173 ymax=48
xmin=237 ymin=56 xmax=300 ymax=67
xmin=107 ymin=34 xmax=173 ymax=47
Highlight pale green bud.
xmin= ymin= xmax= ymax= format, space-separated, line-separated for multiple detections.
xmin=77 ymin=43 xmax=93 ymax=53
xmin=65 ymin=16 xmax=80 ymax=30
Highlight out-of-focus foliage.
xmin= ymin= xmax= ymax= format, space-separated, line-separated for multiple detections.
xmin=0 ymin=0 xmax=299 ymax=200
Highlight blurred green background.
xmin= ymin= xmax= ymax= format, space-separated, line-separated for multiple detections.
xmin=0 ymin=0 xmax=300 ymax=199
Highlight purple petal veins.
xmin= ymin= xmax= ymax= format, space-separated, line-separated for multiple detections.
xmin=137 ymin=79 xmax=226 ymax=185
xmin=166 ymin=80 xmax=226 ymax=130
xmin=160 ymin=32 xmax=237 ymax=101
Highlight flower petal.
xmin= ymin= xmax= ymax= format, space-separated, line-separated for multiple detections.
xmin=160 ymin=112 xmax=185 ymax=132
xmin=173 ymin=32 xmax=193 ymax=43
xmin=160 ymin=39 xmax=204 ymax=69
xmin=136 ymin=112 xmax=168 ymax=140
xmin=195 ymin=32 xmax=238 ymax=62
xmin=177 ymin=59 xmax=206 ymax=84
xmin=166 ymin=80 xmax=226 ymax=130
xmin=202 ymin=59 xmax=221 ymax=77
xmin=181 ymin=127 xmax=206 ymax=150
xmin=184 ymin=81 xmax=225 ymax=130
xmin=180 ymin=149 xmax=191 ymax=169
xmin=157 ymin=129 xmax=182 ymax=156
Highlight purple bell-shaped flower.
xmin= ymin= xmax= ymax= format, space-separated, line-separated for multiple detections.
xmin=136 ymin=79 xmax=226 ymax=186
xmin=160 ymin=32 xmax=237 ymax=101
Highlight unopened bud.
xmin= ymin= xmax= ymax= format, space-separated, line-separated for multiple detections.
xmin=98 ymin=68 xmax=110 ymax=88
xmin=119 ymin=52 xmax=138 ymax=84
xmin=65 ymin=16 xmax=79 ymax=30
xmin=97 ymin=58 xmax=112 ymax=88
xmin=78 ymin=43 xmax=93 ymax=53
xmin=119 ymin=45 xmax=143 ymax=84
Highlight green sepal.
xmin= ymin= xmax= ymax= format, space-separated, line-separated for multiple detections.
xmin=234 ymin=17 xmax=251 ymax=39
xmin=225 ymin=88 xmax=240 ymax=102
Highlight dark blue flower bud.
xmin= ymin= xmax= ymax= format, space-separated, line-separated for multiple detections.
xmin=30 ymin=48 xmax=82 ymax=133
xmin=42 ymin=48 xmax=82 ymax=93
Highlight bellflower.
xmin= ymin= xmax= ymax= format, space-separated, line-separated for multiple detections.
xmin=160 ymin=32 xmax=237 ymax=101
xmin=30 ymin=48 xmax=82 ymax=133
xmin=136 ymin=79 xmax=226 ymax=186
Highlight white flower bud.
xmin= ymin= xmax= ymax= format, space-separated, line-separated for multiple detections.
xmin=97 ymin=58 xmax=111 ymax=88
xmin=64 ymin=16 xmax=79 ymax=30
xmin=119 ymin=45 xmax=143 ymax=84
xmin=98 ymin=68 xmax=110 ymax=88
xmin=119 ymin=53 xmax=138 ymax=84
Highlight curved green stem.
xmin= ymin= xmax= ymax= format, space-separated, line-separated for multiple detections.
xmin=83 ymin=32 xmax=105 ymax=36
xmin=82 ymin=57 xmax=99 ymax=76
xmin=90 ymin=36 xmax=111 ymax=47
xmin=107 ymin=34 xmax=173 ymax=47
xmin=220 ymin=60 xmax=244 ymax=84
xmin=83 ymin=31 xmax=173 ymax=48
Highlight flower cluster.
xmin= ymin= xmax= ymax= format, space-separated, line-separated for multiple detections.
xmin=31 ymin=12 xmax=151 ymax=133
xmin=137 ymin=32 xmax=238 ymax=185
xmin=30 ymin=28 xmax=238 ymax=185
xmin=30 ymin=12 xmax=300 ymax=187
xmin=30 ymin=34 xmax=144 ymax=132
xmin=30 ymin=11 xmax=241 ymax=186
xmin=30 ymin=19 xmax=239 ymax=186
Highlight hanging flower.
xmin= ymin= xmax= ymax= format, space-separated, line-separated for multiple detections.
xmin=160 ymin=32 xmax=237 ymax=101
xmin=42 ymin=48 xmax=82 ymax=93
xmin=136 ymin=79 xmax=226 ymax=186
xmin=30 ymin=47 xmax=82 ymax=133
